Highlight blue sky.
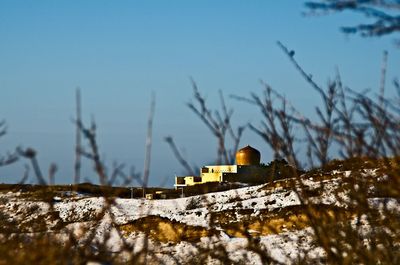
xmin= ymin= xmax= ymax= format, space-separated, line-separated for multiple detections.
xmin=1 ymin=1 xmax=399 ymax=186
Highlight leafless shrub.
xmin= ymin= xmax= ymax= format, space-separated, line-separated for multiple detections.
xmin=233 ymin=83 xmax=300 ymax=168
xmin=187 ymin=78 xmax=245 ymax=165
xmin=1 ymin=91 xmax=157 ymax=263
xmin=1 ymin=44 xmax=400 ymax=265
xmin=232 ymin=42 xmax=400 ymax=264
xmin=161 ymin=48 xmax=400 ymax=262
xmin=76 ymin=118 xmax=108 ymax=185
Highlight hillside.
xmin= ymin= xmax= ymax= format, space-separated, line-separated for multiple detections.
xmin=0 ymin=159 xmax=399 ymax=264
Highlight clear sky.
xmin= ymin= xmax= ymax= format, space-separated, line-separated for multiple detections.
xmin=1 ymin=0 xmax=399 ymax=186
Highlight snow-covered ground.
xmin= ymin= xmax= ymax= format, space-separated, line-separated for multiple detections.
xmin=1 ymin=169 xmax=399 ymax=264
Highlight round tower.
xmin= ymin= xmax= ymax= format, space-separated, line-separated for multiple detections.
xmin=235 ymin=145 xmax=261 ymax=166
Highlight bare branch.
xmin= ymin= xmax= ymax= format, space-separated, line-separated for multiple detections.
xmin=0 ymin=120 xmax=6 ymax=138
xmin=48 ymin=163 xmax=57 ymax=185
xmin=0 ymin=121 xmax=19 ymax=167
xmin=74 ymin=87 xmax=82 ymax=184
xmin=17 ymin=147 xmax=46 ymax=185
xmin=305 ymin=1 xmax=400 ymax=40
xmin=76 ymin=118 xmax=108 ymax=185
xmin=0 ymin=151 xmax=19 ymax=167
xmin=164 ymin=136 xmax=196 ymax=176
xmin=277 ymin=41 xmax=326 ymax=99
xmin=379 ymin=50 xmax=388 ymax=108
xmin=142 ymin=93 xmax=156 ymax=192
xmin=187 ymin=79 xmax=245 ymax=164
xmin=108 ymin=162 xmax=125 ymax=186
xmin=18 ymin=164 xmax=30 ymax=184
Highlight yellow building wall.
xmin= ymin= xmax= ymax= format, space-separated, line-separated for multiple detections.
xmin=175 ymin=165 xmax=269 ymax=188
xmin=184 ymin=176 xmax=202 ymax=186
xmin=200 ymin=172 xmax=222 ymax=183
xmin=203 ymin=165 xmax=237 ymax=173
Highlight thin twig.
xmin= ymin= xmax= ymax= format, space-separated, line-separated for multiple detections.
xmin=76 ymin=118 xmax=108 ymax=185
xmin=142 ymin=93 xmax=156 ymax=194
xmin=379 ymin=50 xmax=388 ymax=109
xmin=74 ymin=87 xmax=82 ymax=184
xmin=17 ymin=147 xmax=46 ymax=185
xmin=164 ymin=136 xmax=195 ymax=176
xmin=48 ymin=163 xmax=57 ymax=185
